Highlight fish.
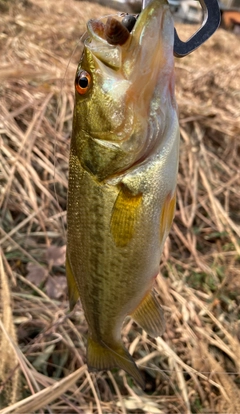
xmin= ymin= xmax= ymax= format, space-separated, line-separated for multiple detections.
xmin=66 ymin=0 xmax=179 ymax=388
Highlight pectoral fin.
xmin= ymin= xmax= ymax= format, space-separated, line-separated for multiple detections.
xmin=110 ymin=184 xmax=142 ymax=247
xmin=66 ymin=254 xmax=80 ymax=310
xmin=160 ymin=191 xmax=176 ymax=242
xmin=131 ymin=290 xmax=165 ymax=338
xmin=87 ymin=337 xmax=145 ymax=389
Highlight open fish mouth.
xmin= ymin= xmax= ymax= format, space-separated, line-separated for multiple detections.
xmin=84 ymin=0 xmax=175 ymax=132
xmin=88 ymin=16 xmax=132 ymax=46
xmin=74 ymin=0 xmax=176 ymax=180
xmin=85 ymin=0 xmax=173 ymax=74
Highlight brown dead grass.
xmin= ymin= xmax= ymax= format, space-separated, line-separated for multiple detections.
xmin=0 ymin=0 xmax=240 ymax=412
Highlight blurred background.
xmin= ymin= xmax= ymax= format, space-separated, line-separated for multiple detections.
xmin=86 ymin=0 xmax=240 ymax=30
xmin=0 ymin=0 xmax=239 ymax=413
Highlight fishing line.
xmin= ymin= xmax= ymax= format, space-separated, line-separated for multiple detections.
xmin=101 ymin=340 xmax=239 ymax=377
xmin=98 ymin=12 xmax=123 ymax=21
xmin=53 ymin=11 xmax=122 ymax=242
xmin=53 ymin=31 xmax=87 ymax=243
xmin=53 ymin=15 xmax=238 ymax=385
xmin=137 ymin=366 xmax=240 ymax=376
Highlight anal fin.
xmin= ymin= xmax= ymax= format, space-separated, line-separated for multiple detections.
xmin=131 ymin=290 xmax=165 ymax=338
xmin=87 ymin=337 xmax=145 ymax=389
xmin=66 ymin=254 xmax=80 ymax=310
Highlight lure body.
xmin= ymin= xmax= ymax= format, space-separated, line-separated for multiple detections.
xmin=67 ymin=0 xmax=179 ymax=387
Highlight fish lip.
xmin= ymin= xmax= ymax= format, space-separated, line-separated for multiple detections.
xmin=90 ymin=132 xmax=121 ymax=143
xmin=81 ymin=0 xmax=175 ymax=175
xmin=80 ymin=128 xmax=121 ymax=148
xmin=87 ymin=19 xmax=108 ymax=44
xmin=91 ymin=137 xmax=120 ymax=150
xmin=88 ymin=128 xmax=133 ymax=144
xmin=86 ymin=1 xmax=173 ymax=74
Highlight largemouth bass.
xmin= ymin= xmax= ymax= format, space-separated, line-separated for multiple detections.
xmin=66 ymin=0 xmax=179 ymax=388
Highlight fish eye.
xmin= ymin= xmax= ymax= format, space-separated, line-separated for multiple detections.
xmin=75 ymin=70 xmax=91 ymax=95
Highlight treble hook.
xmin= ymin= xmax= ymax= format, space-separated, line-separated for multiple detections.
xmin=142 ymin=0 xmax=221 ymax=57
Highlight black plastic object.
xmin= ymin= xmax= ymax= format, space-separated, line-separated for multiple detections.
xmin=173 ymin=0 xmax=221 ymax=57
xmin=142 ymin=0 xmax=221 ymax=57
xmin=122 ymin=14 xmax=137 ymax=32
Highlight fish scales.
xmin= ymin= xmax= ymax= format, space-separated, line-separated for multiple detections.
xmin=67 ymin=0 xmax=179 ymax=388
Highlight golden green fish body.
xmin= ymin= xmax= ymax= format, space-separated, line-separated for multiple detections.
xmin=67 ymin=0 xmax=179 ymax=387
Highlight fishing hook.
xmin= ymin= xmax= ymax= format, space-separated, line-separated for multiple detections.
xmin=142 ymin=0 xmax=221 ymax=57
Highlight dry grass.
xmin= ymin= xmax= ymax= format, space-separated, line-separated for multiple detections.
xmin=0 ymin=0 xmax=240 ymax=412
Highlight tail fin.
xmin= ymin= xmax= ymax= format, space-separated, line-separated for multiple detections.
xmin=87 ymin=337 xmax=145 ymax=389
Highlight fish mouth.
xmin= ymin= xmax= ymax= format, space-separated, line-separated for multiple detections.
xmin=85 ymin=18 xmax=127 ymax=71
xmin=85 ymin=0 xmax=174 ymax=111
xmin=87 ymin=16 xmax=131 ymax=47
xmin=84 ymin=0 xmax=175 ymax=174
xmin=85 ymin=0 xmax=172 ymax=72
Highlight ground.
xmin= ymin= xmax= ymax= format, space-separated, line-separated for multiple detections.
xmin=0 ymin=0 xmax=240 ymax=413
